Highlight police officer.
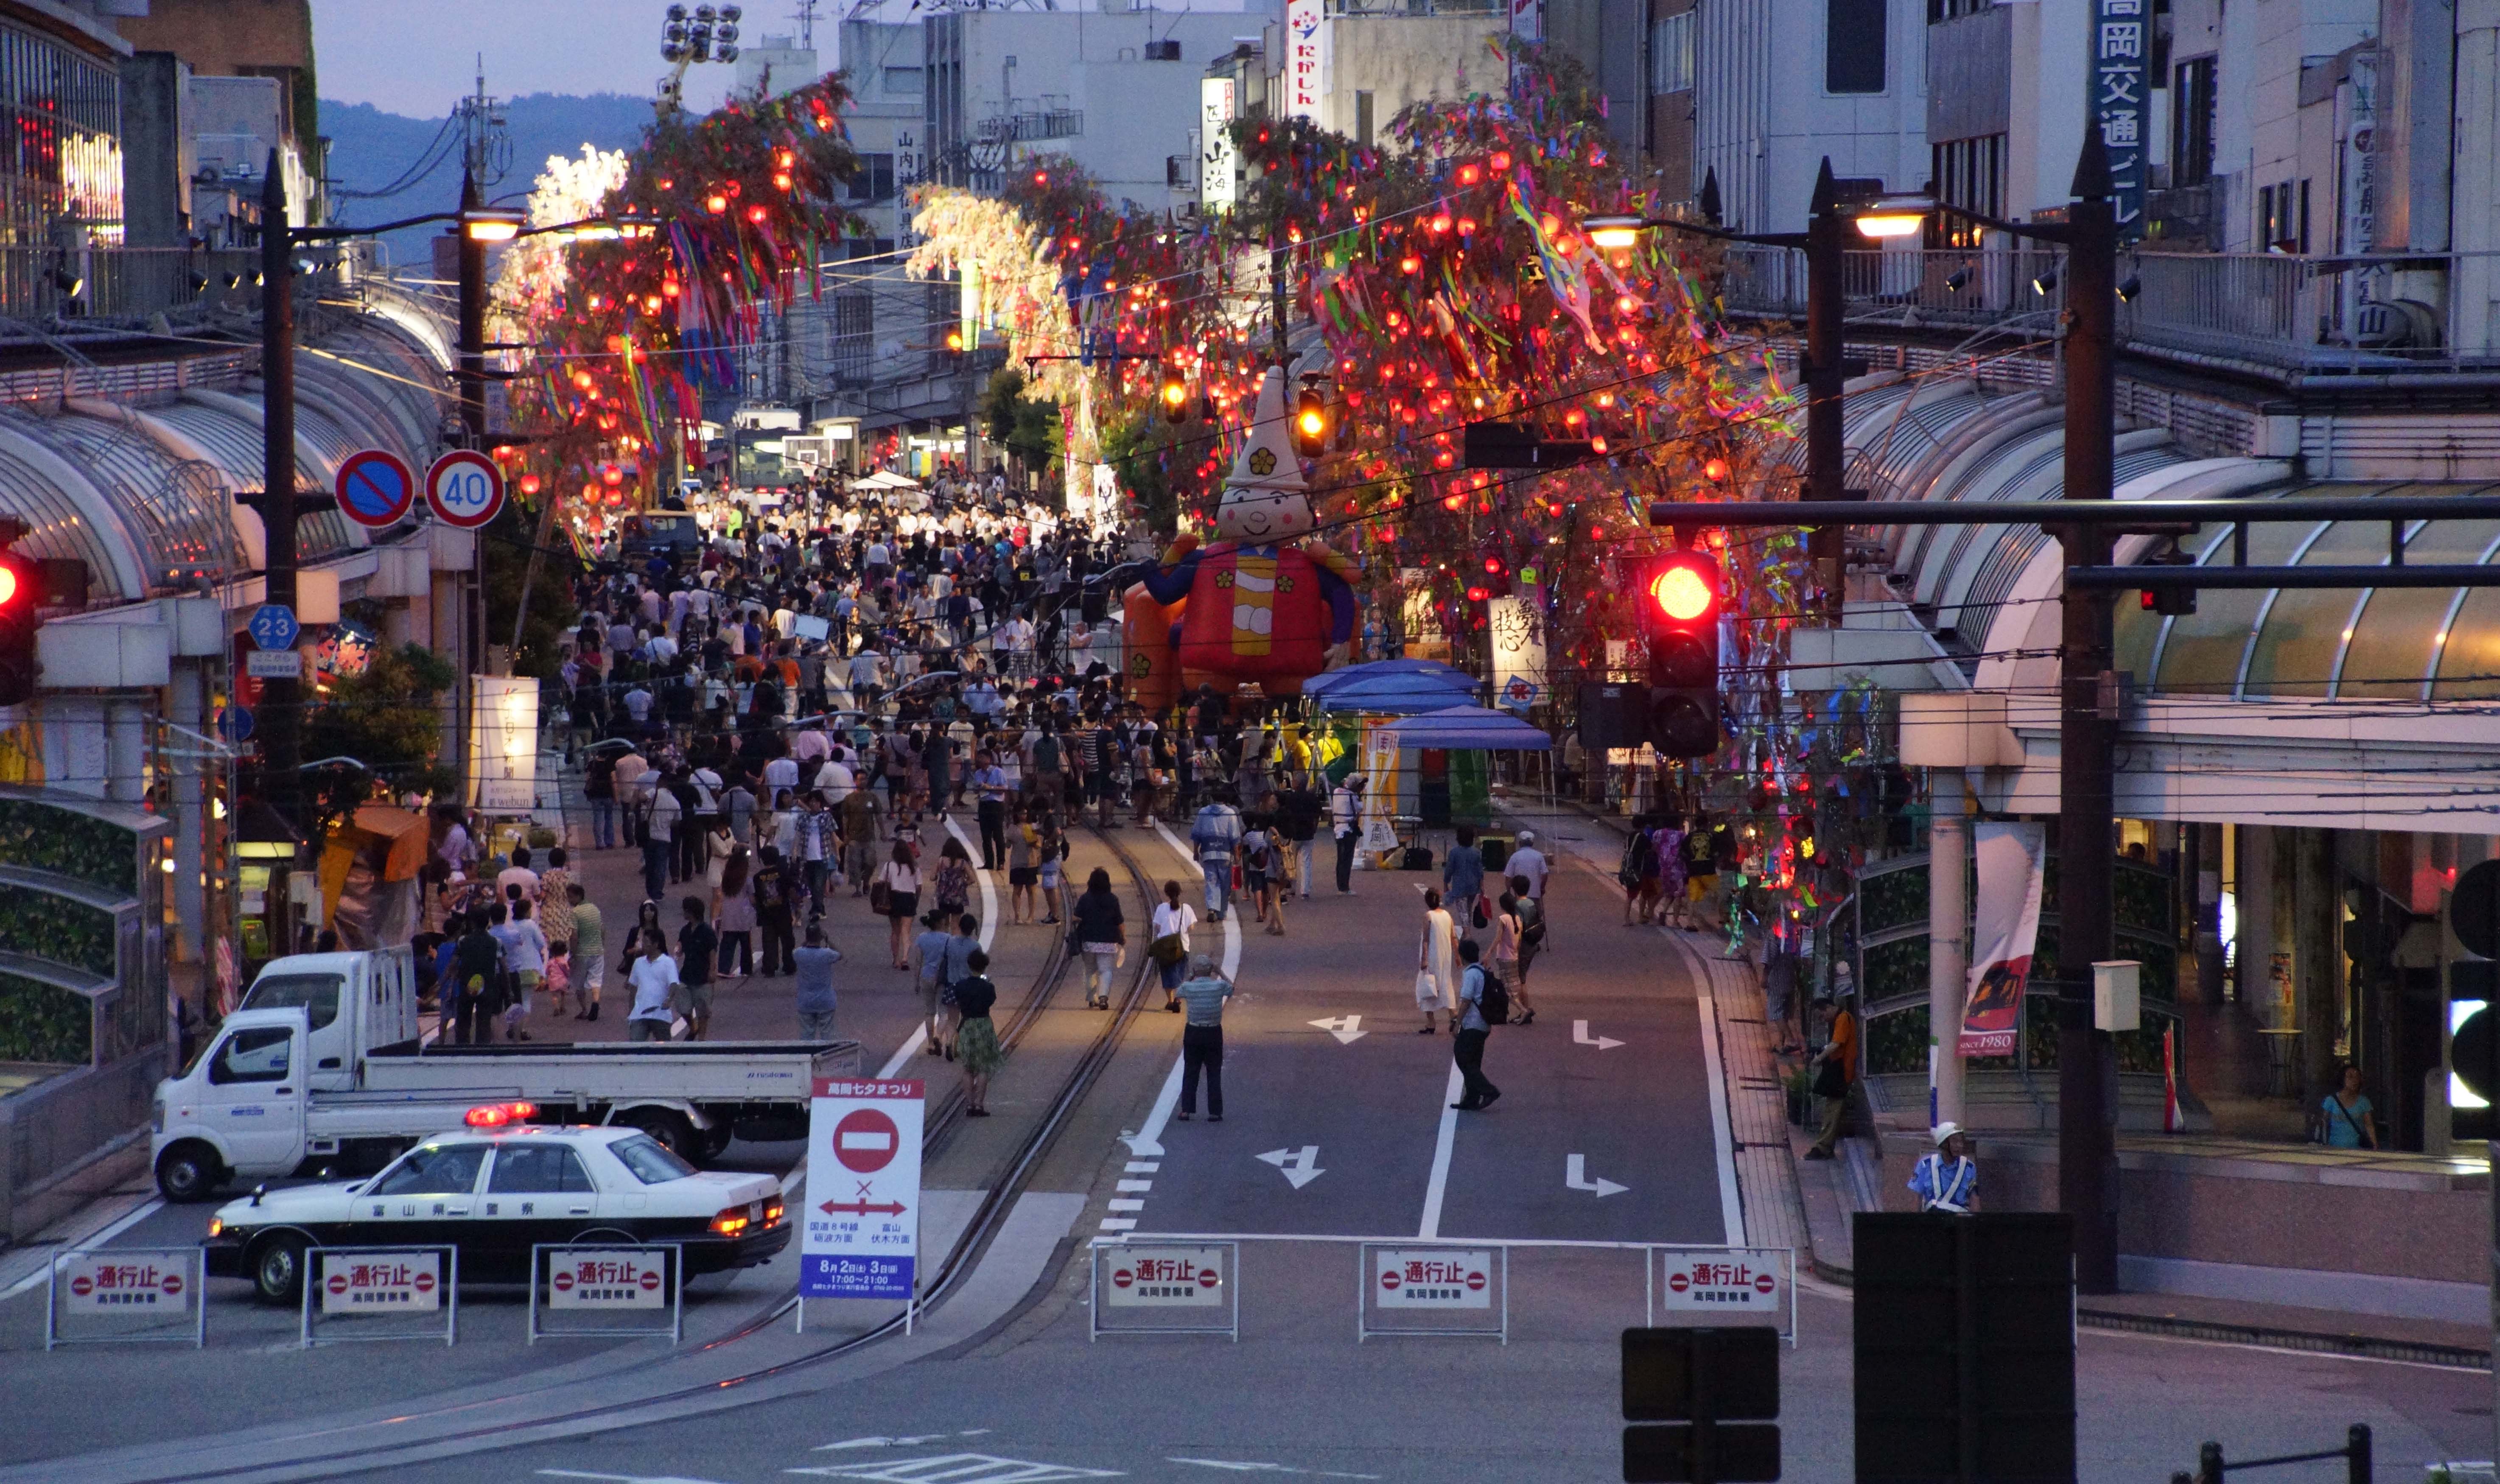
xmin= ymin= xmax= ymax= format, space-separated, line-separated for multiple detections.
xmin=1909 ymin=1122 xmax=1979 ymax=1213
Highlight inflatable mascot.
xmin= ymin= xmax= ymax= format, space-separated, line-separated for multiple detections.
xmin=1122 ymin=366 xmax=1360 ymax=712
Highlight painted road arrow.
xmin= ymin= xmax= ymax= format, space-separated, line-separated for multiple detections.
xmin=1573 ymin=1020 xmax=1624 ymax=1051
xmin=1308 ymin=1014 xmax=1366 ymax=1045
xmin=1255 ymin=1145 xmax=1326 ymax=1189
xmin=819 ymin=1199 xmax=910 ymax=1217
xmin=1565 ymin=1153 xmax=1628 ymax=1199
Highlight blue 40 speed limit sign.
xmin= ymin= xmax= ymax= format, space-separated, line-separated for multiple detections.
xmin=425 ymin=450 xmax=506 ymax=529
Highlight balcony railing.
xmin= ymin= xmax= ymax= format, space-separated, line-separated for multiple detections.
xmin=1325 ymin=0 xmax=1502 ymax=15
xmin=1717 ymin=244 xmax=2500 ymax=379
xmin=0 ymin=246 xmax=266 ymax=324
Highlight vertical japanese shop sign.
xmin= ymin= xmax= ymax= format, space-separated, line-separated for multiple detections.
xmin=2094 ymin=0 xmax=2147 ymax=236
xmin=1284 ymin=0 xmax=1328 ymax=122
xmin=803 ymin=1079 xmax=924 ymax=1301
xmin=1201 ymin=77 xmax=1238 ymax=214
xmin=1960 ymin=822 xmax=2046 ymax=1058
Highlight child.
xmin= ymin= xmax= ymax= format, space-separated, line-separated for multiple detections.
xmin=543 ymin=939 xmax=573 ymax=1018
xmin=1036 ymin=815 xmax=1067 ymax=925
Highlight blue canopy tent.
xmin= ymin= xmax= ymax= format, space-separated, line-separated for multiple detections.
xmin=1302 ymin=658 xmax=1475 ymax=698
xmin=1381 ymin=704 xmax=1554 ymax=751
xmin=1313 ymin=674 xmax=1487 ymax=715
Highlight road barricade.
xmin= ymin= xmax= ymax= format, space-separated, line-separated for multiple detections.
xmin=1359 ymin=1242 xmax=1507 ymax=1343
xmin=45 ymin=1246 xmax=205 ymax=1350
xmin=1089 ymin=1239 xmax=1238 ymax=1341
xmin=529 ymin=1243 xmax=682 ymax=1344
xmin=1647 ymin=1245 xmax=1796 ymax=1345
xmin=301 ymin=1245 xmax=457 ymax=1347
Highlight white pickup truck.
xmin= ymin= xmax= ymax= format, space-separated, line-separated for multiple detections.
xmin=150 ymin=948 xmax=859 ymax=1201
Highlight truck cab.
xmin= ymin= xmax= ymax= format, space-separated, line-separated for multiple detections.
xmin=232 ymin=949 xmax=418 ymax=1092
xmin=151 ymin=949 xmax=418 ymax=1200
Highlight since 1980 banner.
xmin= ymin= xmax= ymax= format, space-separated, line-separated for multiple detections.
xmin=1960 ymin=822 xmax=2045 ymax=1058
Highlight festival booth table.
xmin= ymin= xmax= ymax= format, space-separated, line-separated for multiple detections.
xmin=1302 ymin=668 xmax=1499 ymax=870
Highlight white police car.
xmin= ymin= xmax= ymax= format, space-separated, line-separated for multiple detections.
xmin=204 ymin=1103 xmax=789 ymax=1303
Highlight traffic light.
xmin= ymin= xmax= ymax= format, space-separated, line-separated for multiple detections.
xmin=943 ymin=328 xmax=966 ymax=353
xmin=1160 ymin=366 xmax=1190 ymax=424
xmin=0 ymin=543 xmax=40 ymax=705
xmin=1293 ymin=386 xmax=1328 ymax=456
xmin=1640 ymin=550 xmax=1721 ymax=757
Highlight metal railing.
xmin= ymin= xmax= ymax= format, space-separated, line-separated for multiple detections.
xmin=1326 ymin=0 xmax=1502 ymax=14
xmin=0 ymin=246 xmax=263 ymax=323
xmin=971 ymin=108 xmax=1083 ymax=144
xmin=1716 ymin=243 xmax=2500 ymax=377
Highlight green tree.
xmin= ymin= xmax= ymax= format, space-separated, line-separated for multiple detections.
xmin=481 ymin=496 xmax=583 ymax=681
xmin=300 ymin=643 xmax=460 ymax=832
xmin=978 ymin=366 xmax=1063 ymax=489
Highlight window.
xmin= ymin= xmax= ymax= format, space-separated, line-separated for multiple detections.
xmin=238 ymin=973 xmax=343 ymax=1032
xmin=1651 ymin=10 xmax=1695 ymax=94
xmin=2170 ymin=57 xmax=2215 ymax=187
xmin=848 ymin=153 xmax=896 ymax=204
xmin=1355 ymin=91 xmax=1375 ymax=148
xmin=2258 ymin=180 xmax=2306 ymax=252
xmin=883 ymin=66 xmax=922 ymax=95
xmin=610 ymin=1133 xmax=698 ymax=1184
xmin=1826 ymin=0 xmax=1888 ymax=92
xmin=487 ymin=1144 xmax=597 ymax=1194
xmin=1930 ymin=134 xmax=2004 ymax=248
xmin=367 ymin=1142 xmax=490 ymax=1197
xmin=1927 ymin=0 xmax=1988 ymax=22
xmin=208 ymin=1026 xmax=292 ymax=1084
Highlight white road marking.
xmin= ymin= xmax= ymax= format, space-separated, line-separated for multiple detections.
xmin=868 ymin=821 xmax=1002 ymax=1082
xmin=1565 ymin=1153 xmax=1629 ymax=1199
xmin=535 ymin=1471 xmax=732 ymax=1484
xmin=1168 ymin=1460 xmax=1381 ymax=1480
xmin=1098 ymin=1218 xmax=1137 ymax=1231
xmin=1572 ymin=1019 xmax=1624 ymax=1051
xmin=790 ymin=1453 xmax=1125 ymax=1482
xmin=0 ymin=1196 xmax=166 ymax=1300
xmin=1106 ymin=1199 xmax=1145 ymax=1211
xmin=942 ymin=816 xmax=1001 ymax=953
xmin=1254 ymin=1145 xmax=1325 ymax=1189
xmin=1307 ymin=1014 xmax=1366 ymax=1044
xmin=1123 ymin=1161 xmax=1159 ymax=1174
xmin=1417 ymin=1065 xmax=1463 ymax=1239
xmin=816 ymin=1437 xmax=956 ymax=1452
xmin=1694 ymin=989 xmax=1747 ymax=1246
xmin=1115 ymin=1179 xmax=1153 ymax=1192
xmin=1119 ymin=1056 xmax=1184 ymax=1159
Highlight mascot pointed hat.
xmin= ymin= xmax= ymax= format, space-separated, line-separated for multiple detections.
xmin=1213 ymin=366 xmax=1315 ymax=543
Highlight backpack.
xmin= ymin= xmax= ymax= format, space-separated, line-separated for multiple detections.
xmin=1475 ymin=969 xmax=1511 ymax=1028
xmin=1618 ymin=830 xmax=1656 ymax=887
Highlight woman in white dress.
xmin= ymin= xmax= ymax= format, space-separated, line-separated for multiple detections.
xmin=1416 ymin=888 xmax=1460 ymax=1035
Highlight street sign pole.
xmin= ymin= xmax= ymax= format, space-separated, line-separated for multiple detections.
xmin=258 ymin=149 xmax=301 ymax=849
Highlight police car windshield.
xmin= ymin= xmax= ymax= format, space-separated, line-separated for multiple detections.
xmin=611 ymin=1133 xmax=697 ymax=1184
xmin=239 ymin=973 xmax=344 ymax=1031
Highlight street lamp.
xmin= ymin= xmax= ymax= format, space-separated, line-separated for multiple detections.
xmin=460 ymin=204 xmax=527 ymax=243
xmin=1618 ymin=139 xmax=2130 ymax=1294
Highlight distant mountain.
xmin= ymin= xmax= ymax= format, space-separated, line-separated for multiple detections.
xmin=320 ymin=92 xmax=659 ymax=270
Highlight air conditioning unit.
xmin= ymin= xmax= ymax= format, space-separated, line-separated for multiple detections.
xmin=1144 ymin=38 xmax=1181 ymax=59
xmin=1166 ymin=155 xmax=1195 ymax=189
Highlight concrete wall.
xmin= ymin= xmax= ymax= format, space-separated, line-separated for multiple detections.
xmin=1317 ymin=13 xmax=1507 ymax=144
xmin=1693 ymin=0 xmax=1928 ymax=234
xmin=114 ymin=0 xmax=314 ymax=137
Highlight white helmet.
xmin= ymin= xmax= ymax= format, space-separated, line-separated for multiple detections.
xmin=1932 ymin=1121 xmax=1965 ymax=1146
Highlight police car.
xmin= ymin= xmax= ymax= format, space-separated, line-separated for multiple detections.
xmin=203 ymin=1103 xmax=789 ymax=1303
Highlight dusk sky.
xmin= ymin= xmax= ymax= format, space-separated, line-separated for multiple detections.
xmin=309 ymin=0 xmax=748 ymax=117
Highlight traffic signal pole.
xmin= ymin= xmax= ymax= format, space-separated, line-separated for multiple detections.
xmin=2055 ymin=144 xmax=2122 ymax=1294
xmin=457 ymin=170 xmax=489 ymax=782
xmin=258 ymin=151 xmax=302 ymax=840
xmin=1803 ymin=161 xmax=1847 ymax=620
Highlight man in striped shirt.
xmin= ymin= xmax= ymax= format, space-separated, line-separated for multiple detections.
xmin=1173 ymin=956 xmax=1234 ymax=1123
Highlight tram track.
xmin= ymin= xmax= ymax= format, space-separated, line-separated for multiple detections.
xmin=122 ymin=825 xmax=1165 ymax=1484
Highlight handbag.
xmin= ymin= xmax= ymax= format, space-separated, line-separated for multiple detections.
xmin=1812 ymin=1055 xmax=1847 ymax=1098
xmin=1149 ymin=933 xmax=1186 ymax=967
xmin=1473 ymin=897 xmax=1491 ymax=930
xmin=870 ymin=870 xmax=893 ymax=914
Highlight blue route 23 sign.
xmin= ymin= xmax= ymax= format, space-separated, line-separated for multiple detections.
xmin=246 ymin=604 xmax=300 ymax=653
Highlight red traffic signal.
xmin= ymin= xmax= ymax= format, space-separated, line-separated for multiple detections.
xmin=1645 ymin=552 xmax=1719 ymax=629
xmin=0 ymin=547 xmax=40 ymax=705
xmin=1640 ymin=551 xmax=1722 ymax=757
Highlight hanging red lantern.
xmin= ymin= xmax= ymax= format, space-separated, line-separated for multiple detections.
xmin=705 ymin=194 xmax=728 ymax=214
